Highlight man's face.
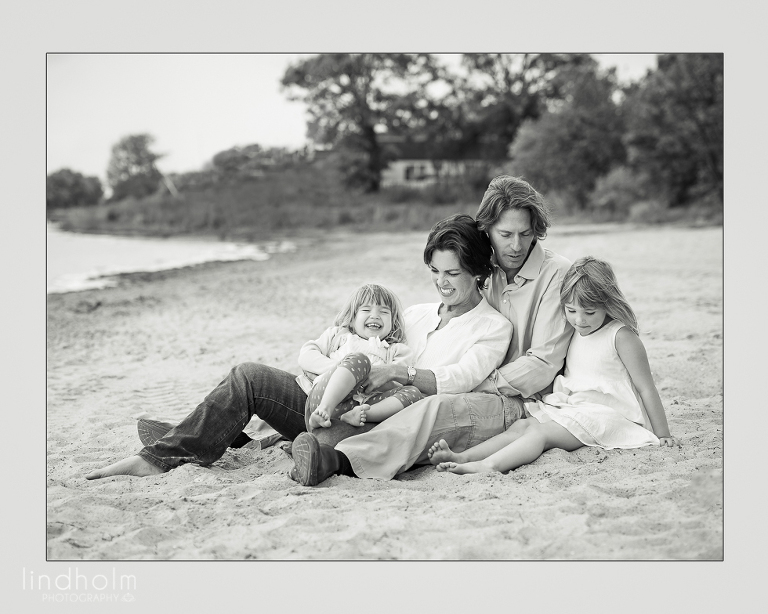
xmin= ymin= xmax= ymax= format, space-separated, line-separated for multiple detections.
xmin=487 ymin=208 xmax=535 ymax=276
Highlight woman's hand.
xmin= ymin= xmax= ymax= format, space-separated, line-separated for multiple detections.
xmin=658 ymin=436 xmax=679 ymax=447
xmin=340 ymin=405 xmax=368 ymax=427
xmin=361 ymin=364 xmax=397 ymax=394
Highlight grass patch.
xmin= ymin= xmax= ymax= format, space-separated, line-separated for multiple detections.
xmin=47 ymin=163 xmax=722 ymax=240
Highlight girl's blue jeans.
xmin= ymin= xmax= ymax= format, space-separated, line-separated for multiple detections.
xmin=138 ymin=363 xmax=307 ymax=471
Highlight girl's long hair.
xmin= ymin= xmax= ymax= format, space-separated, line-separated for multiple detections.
xmin=334 ymin=283 xmax=407 ymax=344
xmin=560 ymin=256 xmax=639 ymax=335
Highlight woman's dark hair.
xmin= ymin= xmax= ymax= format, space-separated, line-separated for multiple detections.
xmin=423 ymin=213 xmax=494 ymax=290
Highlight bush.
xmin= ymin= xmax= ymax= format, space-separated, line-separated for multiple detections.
xmin=627 ymin=200 xmax=670 ymax=224
xmin=588 ymin=166 xmax=651 ymax=218
xmin=685 ymin=192 xmax=724 ymax=225
xmin=46 ymin=168 xmax=103 ymax=210
xmin=381 ymin=185 xmax=421 ymax=204
xmin=423 ymin=181 xmax=474 ymax=206
xmin=542 ymin=190 xmax=579 ymax=216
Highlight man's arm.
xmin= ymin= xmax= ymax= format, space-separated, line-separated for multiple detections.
xmin=495 ymin=277 xmax=573 ymax=398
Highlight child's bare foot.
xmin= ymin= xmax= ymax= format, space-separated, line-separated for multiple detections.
xmin=437 ymin=460 xmax=495 ymax=475
xmin=340 ymin=404 xmax=368 ymax=427
xmin=309 ymin=408 xmax=332 ymax=429
xmin=427 ymin=439 xmax=462 ymax=465
xmin=85 ymin=455 xmax=166 ymax=480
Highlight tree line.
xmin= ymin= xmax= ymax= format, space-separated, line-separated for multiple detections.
xmin=47 ymin=53 xmax=722 ymax=217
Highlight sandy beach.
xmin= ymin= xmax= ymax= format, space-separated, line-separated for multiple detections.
xmin=46 ymin=224 xmax=723 ymax=560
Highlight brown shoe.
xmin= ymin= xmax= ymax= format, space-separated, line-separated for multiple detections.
xmin=291 ymin=432 xmax=340 ymax=486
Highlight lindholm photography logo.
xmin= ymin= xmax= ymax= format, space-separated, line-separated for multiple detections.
xmin=22 ymin=567 xmax=137 ymax=603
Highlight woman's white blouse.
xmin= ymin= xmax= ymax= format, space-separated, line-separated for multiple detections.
xmin=404 ymin=298 xmax=512 ymax=395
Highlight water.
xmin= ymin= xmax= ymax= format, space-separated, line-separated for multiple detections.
xmin=46 ymin=223 xmax=296 ymax=294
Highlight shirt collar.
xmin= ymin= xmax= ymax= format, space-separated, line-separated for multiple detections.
xmin=492 ymin=240 xmax=545 ymax=284
xmin=517 ymin=240 xmax=545 ymax=280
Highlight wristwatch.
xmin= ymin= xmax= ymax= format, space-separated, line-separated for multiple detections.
xmin=406 ymin=365 xmax=416 ymax=386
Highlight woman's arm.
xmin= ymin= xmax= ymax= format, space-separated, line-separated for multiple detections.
xmin=430 ymin=317 xmax=513 ymax=394
xmin=368 ymin=313 xmax=511 ymax=396
xmin=362 ymin=363 xmax=438 ymax=396
xmin=615 ymin=327 xmax=678 ymax=447
xmin=361 ymin=340 xmax=438 ymax=396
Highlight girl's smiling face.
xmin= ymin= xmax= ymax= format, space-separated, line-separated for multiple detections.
xmin=352 ymin=303 xmax=393 ymax=340
xmin=565 ymin=300 xmax=609 ymax=336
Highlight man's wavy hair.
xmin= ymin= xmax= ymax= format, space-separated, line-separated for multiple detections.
xmin=475 ymin=175 xmax=552 ymax=241
xmin=560 ymin=256 xmax=639 ymax=335
xmin=334 ymin=283 xmax=407 ymax=344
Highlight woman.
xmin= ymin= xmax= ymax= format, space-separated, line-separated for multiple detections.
xmin=85 ymin=214 xmax=512 ymax=480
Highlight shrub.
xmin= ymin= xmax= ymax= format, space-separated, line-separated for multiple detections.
xmin=543 ymin=190 xmax=580 ymax=216
xmin=381 ymin=185 xmax=421 ymax=204
xmin=627 ymin=200 xmax=669 ymax=224
xmin=423 ymin=181 xmax=469 ymax=206
xmin=588 ymin=166 xmax=651 ymax=218
xmin=46 ymin=168 xmax=103 ymax=209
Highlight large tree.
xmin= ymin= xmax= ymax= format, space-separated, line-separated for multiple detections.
xmin=508 ymin=61 xmax=626 ymax=209
xmin=106 ymin=133 xmax=164 ymax=201
xmin=623 ymin=53 xmax=723 ymax=206
xmin=46 ymin=168 xmax=103 ymax=209
xmin=281 ymin=54 xmax=438 ymax=191
xmin=450 ymin=53 xmax=595 ymax=160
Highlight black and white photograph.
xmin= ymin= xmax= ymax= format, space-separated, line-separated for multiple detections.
xmin=45 ymin=51 xmax=723 ymax=560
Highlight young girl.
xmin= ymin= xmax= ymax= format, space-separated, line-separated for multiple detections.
xmin=428 ymin=256 xmax=678 ymax=475
xmin=297 ymin=283 xmax=423 ymax=431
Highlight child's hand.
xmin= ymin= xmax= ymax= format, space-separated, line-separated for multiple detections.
xmin=658 ymin=435 xmax=679 ymax=447
xmin=340 ymin=404 xmax=368 ymax=427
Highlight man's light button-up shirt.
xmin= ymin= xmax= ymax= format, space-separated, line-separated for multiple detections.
xmin=479 ymin=241 xmax=574 ymax=398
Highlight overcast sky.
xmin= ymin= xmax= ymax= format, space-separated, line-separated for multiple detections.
xmin=46 ymin=53 xmax=656 ymax=181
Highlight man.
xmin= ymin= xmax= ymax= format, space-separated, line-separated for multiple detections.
xmin=290 ymin=175 xmax=574 ymax=485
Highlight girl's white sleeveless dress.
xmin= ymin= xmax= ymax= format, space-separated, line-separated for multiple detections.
xmin=525 ymin=319 xmax=659 ymax=449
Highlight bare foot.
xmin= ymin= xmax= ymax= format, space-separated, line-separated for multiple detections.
xmin=427 ymin=439 xmax=462 ymax=465
xmin=438 ymin=460 xmax=495 ymax=475
xmin=308 ymin=408 xmax=332 ymax=429
xmin=340 ymin=404 xmax=367 ymax=427
xmin=85 ymin=455 xmax=166 ymax=480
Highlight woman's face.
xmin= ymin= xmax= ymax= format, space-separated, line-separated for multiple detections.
xmin=428 ymin=249 xmax=480 ymax=311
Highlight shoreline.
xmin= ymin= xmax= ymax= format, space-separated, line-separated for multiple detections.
xmin=46 ymin=224 xmax=303 ymax=295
